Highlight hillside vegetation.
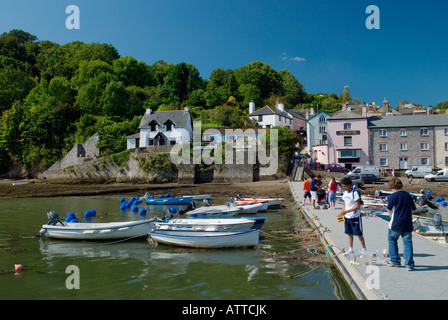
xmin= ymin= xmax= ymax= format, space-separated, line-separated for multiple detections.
xmin=0 ymin=29 xmax=346 ymax=177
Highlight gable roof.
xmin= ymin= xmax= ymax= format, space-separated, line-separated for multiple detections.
xmin=307 ymin=111 xmax=331 ymax=122
xmin=328 ymin=110 xmax=366 ymax=120
xmin=249 ymin=105 xmax=292 ymax=119
xmin=138 ymin=109 xmax=191 ymax=129
xmin=285 ymin=109 xmax=307 ymax=120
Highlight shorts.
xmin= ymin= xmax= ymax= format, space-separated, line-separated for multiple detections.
xmin=303 ymin=191 xmax=311 ymax=199
xmin=310 ymin=191 xmax=317 ymax=200
xmin=344 ymin=216 xmax=363 ymax=236
xmin=328 ymin=191 xmax=336 ymax=203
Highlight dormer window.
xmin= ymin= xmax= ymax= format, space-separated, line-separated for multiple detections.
xmin=149 ymin=120 xmax=158 ymax=132
xmin=164 ymin=120 xmax=174 ymax=131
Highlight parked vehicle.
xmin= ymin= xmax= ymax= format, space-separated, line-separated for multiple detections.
xmin=360 ymin=173 xmax=378 ymax=184
xmin=348 ymin=166 xmax=380 ymax=178
xmin=325 ymin=164 xmax=350 ymax=173
xmin=405 ymin=166 xmax=432 ymax=178
xmin=425 ymin=168 xmax=448 ymax=182
xmin=336 ymin=174 xmax=365 ymax=188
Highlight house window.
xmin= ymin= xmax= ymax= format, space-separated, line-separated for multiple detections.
xmin=344 ymin=123 xmax=351 ymax=130
xmin=400 ymin=128 xmax=407 ymax=136
xmin=446 ymin=157 xmax=448 ymax=166
xmin=258 ymin=115 xmax=263 ymax=121
xmin=379 ymin=129 xmax=387 ymax=137
xmin=420 ymin=128 xmax=428 ymax=136
xmin=400 ymin=143 xmax=407 ymax=151
xmin=445 ymin=142 xmax=448 ymax=151
xmin=319 ymin=115 xmax=326 ymax=123
xmin=380 ymin=158 xmax=387 ymax=166
xmin=150 ymin=122 xmax=157 ymax=132
xmin=338 ymin=149 xmax=359 ymax=158
xmin=379 ymin=143 xmax=387 ymax=151
xmin=421 ymin=158 xmax=429 ymax=165
xmin=165 ymin=122 xmax=172 ymax=131
xmin=420 ymin=142 xmax=429 ymax=150
xmin=344 ymin=137 xmax=352 ymax=146
xmin=319 ymin=126 xmax=326 ymax=133
xmin=445 ymin=128 xmax=448 ymax=136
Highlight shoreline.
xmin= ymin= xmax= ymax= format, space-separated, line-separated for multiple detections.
xmin=0 ymin=179 xmax=292 ymax=202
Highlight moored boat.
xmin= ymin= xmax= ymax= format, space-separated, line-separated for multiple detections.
xmin=185 ymin=205 xmax=242 ymax=217
xmin=146 ymin=196 xmax=193 ymax=205
xmin=149 ymin=229 xmax=260 ymax=248
xmin=39 ymin=219 xmax=156 ymax=240
xmin=235 ymin=195 xmax=284 ymax=209
xmin=156 ymin=217 xmax=265 ymax=231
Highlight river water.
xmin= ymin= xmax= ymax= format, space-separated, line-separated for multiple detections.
xmin=0 ymin=196 xmax=355 ymax=300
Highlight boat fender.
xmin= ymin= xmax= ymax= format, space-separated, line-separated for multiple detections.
xmin=65 ymin=212 xmax=76 ymax=223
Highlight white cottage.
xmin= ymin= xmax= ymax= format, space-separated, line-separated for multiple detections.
xmin=126 ymin=107 xmax=193 ymax=149
xmin=248 ymin=101 xmax=293 ymax=129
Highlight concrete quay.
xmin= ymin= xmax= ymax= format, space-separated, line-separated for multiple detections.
xmin=289 ymin=181 xmax=448 ymax=300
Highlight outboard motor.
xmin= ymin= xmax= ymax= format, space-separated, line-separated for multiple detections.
xmin=47 ymin=211 xmax=63 ymax=226
xmin=202 ymin=199 xmax=212 ymax=207
xmin=434 ymin=213 xmax=443 ymax=229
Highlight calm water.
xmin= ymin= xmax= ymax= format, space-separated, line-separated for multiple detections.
xmin=0 ymin=196 xmax=355 ymax=300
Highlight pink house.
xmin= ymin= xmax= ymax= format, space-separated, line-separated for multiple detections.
xmin=326 ymin=105 xmax=370 ymax=170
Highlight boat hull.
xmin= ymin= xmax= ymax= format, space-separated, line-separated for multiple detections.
xmin=149 ymin=229 xmax=260 ymax=248
xmin=146 ymin=196 xmax=193 ymax=205
xmin=236 ymin=198 xmax=284 ymax=209
xmin=156 ymin=217 xmax=265 ymax=231
xmin=40 ymin=219 xmax=155 ymax=240
xmin=185 ymin=205 xmax=242 ymax=217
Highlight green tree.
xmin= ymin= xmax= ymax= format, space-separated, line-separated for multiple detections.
xmin=277 ymin=69 xmax=305 ymax=106
xmin=113 ymin=56 xmax=155 ymax=87
xmin=100 ymin=80 xmax=127 ymax=117
xmin=234 ymin=61 xmax=282 ymax=99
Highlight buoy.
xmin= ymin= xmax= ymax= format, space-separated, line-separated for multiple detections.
xmin=14 ymin=264 xmax=24 ymax=272
xmin=120 ymin=198 xmax=126 ymax=203
xmin=65 ymin=212 xmax=76 ymax=222
xmin=131 ymin=206 xmax=139 ymax=212
xmin=139 ymin=208 xmax=147 ymax=215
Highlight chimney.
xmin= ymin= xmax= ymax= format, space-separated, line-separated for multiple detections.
xmin=145 ymin=108 xmax=153 ymax=115
xmin=362 ymin=105 xmax=367 ymax=117
xmin=277 ymin=101 xmax=285 ymax=112
xmin=184 ymin=106 xmax=189 ymax=112
xmin=249 ymin=100 xmax=255 ymax=114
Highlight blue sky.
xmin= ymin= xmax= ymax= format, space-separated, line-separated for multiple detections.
xmin=1 ymin=0 xmax=448 ymax=107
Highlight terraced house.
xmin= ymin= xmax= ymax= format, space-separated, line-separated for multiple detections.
xmin=367 ymin=114 xmax=448 ymax=169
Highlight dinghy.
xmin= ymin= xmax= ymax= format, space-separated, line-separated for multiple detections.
xmin=235 ymin=194 xmax=284 ymax=209
xmin=156 ymin=217 xmax=265 ymax=231
xmin=149 ymin=229 xmax=260 ymax=248
xmin=39 ymin=211 xmax=156 ymax=240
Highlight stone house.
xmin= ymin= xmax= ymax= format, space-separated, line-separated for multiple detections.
xmin=368 ymin=114 xmax=448 ymax=170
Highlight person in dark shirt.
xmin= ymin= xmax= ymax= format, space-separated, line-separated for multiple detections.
xmin=386 ymin=178 xmax=416 ymax=271
xmin=310 ymin=175 xmax=322 ymax=209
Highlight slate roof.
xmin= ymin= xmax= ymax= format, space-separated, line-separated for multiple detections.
xmin=249 ymin=106 xmax=292 ymax=119
xmin=367 ymin=114 xmax=448 ymax=128
xmin=138 ymin=109 xmax=191 ymax=129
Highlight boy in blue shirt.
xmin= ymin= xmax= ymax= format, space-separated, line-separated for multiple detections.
xmin=387 ymin=178 xmax=416 ymax=271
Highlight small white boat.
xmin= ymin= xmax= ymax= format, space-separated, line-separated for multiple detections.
xmin=185 ymin=205 xmax=242 ymax=217
xmin=149 ymin=229 xmax=260 ymax=248
xmin=39 ymin=211 xmax=156 ymax=240
xmin=155 ymin=217 xmax=265 ymax=231
xmin=233 ymin=200 xmax=269 ymax=211
xmin=235 ymin=196 xmax=284 ymax=209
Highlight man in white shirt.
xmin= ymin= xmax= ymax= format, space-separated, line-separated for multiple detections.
xmin=337 ymin=177 xmax=367 ymax=256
